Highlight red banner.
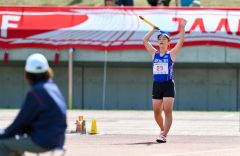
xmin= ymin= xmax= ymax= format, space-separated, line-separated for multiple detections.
xmin=0 ymin=6 xmax=240 ymax=50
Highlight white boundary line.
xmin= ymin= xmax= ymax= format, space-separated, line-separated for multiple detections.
xmin=153 ymin=147 xmax=240 ymax=156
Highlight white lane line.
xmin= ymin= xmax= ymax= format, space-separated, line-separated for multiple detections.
xmin=153 ymin=148 xmax=240 ymax=156
xmin=223 ymin=114 xmax=235 ymax=119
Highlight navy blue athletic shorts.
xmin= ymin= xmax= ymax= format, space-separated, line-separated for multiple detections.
xmin=152 ymin=80 xmax=175 ymax=100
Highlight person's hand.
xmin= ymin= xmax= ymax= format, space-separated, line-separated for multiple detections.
xmin=152 ymin=27 xmax=159 ymax=32
xmin=180 ymin=19 xmax=187 ymax=28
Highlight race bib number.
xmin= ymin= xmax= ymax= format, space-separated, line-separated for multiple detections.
xmin=153 ymin=63 xmax=168 ymax=74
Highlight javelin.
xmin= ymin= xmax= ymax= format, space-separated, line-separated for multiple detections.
xmin=139 ymin=16 xmax=167 ymax=34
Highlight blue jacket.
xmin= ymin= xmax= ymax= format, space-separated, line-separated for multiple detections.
xmin=0 ymin=80 xmax=67 ymax=149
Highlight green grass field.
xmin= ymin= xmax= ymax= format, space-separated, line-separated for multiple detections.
xmin=0 ymin=0 xmax=240 ymax=7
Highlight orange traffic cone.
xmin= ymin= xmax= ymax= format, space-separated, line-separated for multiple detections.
xmin=78 ymin=115 xmax=84 ymax=121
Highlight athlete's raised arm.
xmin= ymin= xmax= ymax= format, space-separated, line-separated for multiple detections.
xmin=143 ymin=28 xmax=158 ymax=58
xmin=170 ymin=19 xmax=187 ymax=61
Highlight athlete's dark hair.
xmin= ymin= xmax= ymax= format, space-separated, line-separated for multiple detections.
xmin=157 ymin=34 xmax=170 ymax=41
xmin=25 ymin=68 xmax=53 ymax=84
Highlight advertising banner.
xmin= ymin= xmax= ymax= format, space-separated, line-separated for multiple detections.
xmin=0 ymin=6 xmax=239 ymax=50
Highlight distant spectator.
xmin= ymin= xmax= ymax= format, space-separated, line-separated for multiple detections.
xmin=147 ymin=0 xmax=170 ymax=6
xmin=180 ymin=0 xmax=192 ymax=6
xmin=105 ymin=0 xmax=115 ymax=6
xmin=68 ymin=0 xmax=82 ymax=6
xmin=179 ymin=0 xmax=200 ymax=7
xmin=159 ymin=0 xmax=171 ymax=6
xmin=115 ymin=0 xmax=134 ymax=6
xmin=147 ymin=0 xmax=159 ymax=6
xmin=147 ymin=0 xmax=178 ymax=7
xmin=190 ymin=0 xmax=200 ymax=7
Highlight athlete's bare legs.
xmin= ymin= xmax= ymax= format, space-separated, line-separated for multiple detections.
xmin=162 ymin=97 xmax=174 ymax=136
xmin=152 ymin=99 xmax=164 ymax=132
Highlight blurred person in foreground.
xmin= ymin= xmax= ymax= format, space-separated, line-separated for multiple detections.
xmin=143 ymin=19 xmax=187 ymax=143
xmin=0 ymin=53 xmax=67 ymax=155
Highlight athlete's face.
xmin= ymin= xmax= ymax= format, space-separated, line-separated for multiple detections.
xmin=158 ymin=35 xmax=170 ymax=48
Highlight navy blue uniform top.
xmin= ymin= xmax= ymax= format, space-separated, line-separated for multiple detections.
xmin=152 ymin=51 xmax=174 ymax=83
xmin=0 ymin=80 xmax=67 ymax=150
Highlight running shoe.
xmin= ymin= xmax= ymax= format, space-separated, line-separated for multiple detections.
xmin=156 ymin=134 xmax=167 ymax=143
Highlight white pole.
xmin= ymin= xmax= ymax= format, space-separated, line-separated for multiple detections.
xmin=102 ymin=49 xmax=108 ymax=110
xmin=68 ymin=48 xmax=74 ymax=110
